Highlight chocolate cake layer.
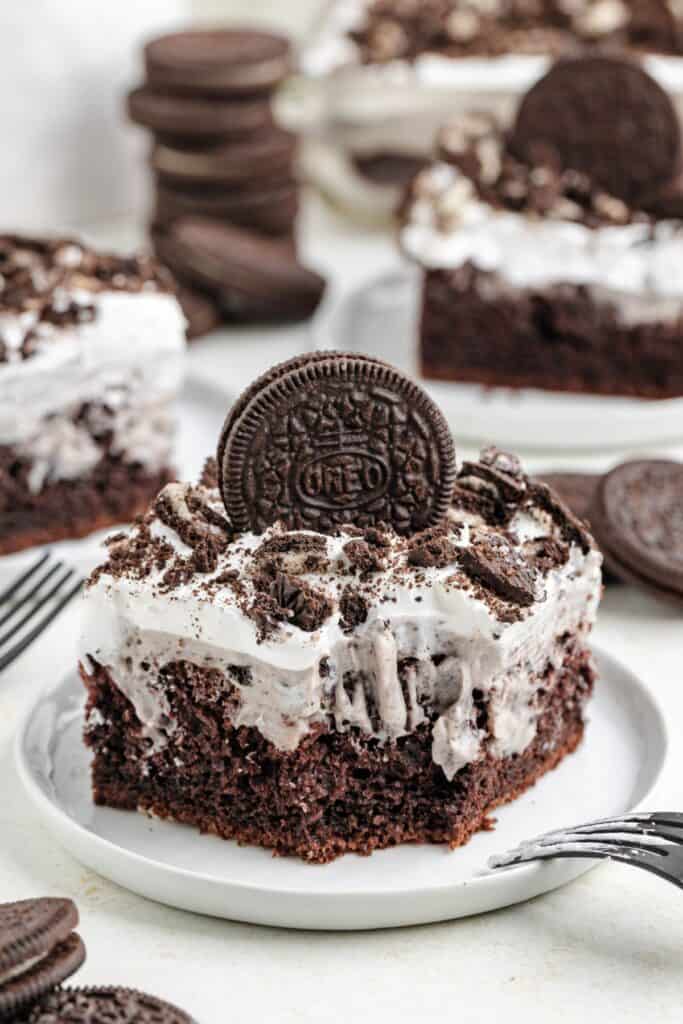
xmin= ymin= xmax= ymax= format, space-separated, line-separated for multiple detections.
xmin=82 ymin=640 xmax=594 ymax=863
xmin=420 ymin=266 xmax=683 ymax=399
xmin=0 ymin=453 xmax=172 ymax=556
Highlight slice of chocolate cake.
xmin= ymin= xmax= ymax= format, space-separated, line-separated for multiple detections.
xmin=300 ymin=1 xmax=683 ymax=218
xmin=80 ymin=353 xmax=601 ymax=864
xmin=0 ymin=235 xmax=186 ymax=554
xmin=402 ymin=56 xmax=683 ymax=398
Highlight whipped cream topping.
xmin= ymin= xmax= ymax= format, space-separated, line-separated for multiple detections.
xmin=81 ymin=456 xmax=601 ymax=780
xmin=402 ymin=162 xmax=683 ymax=316
xmin=0 ymin=289 xmax=186 ymax=487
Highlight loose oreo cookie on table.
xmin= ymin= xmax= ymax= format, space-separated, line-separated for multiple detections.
xmin=0 ymin=899 xmax=85 ymax=1020
xmin=590 ymin=459 xmax=683 ymax=605
xmin=217 ymin=352 xmax=457 ymax=535
xmin=511 ymin=56 xmax=681 ymax=205
xmin=23 ymin=987 xmax=195 ymax=1023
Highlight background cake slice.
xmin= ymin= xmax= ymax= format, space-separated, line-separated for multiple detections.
xmin=0 ymin=235 xmax=186 ymax=554
xmin=80 ymin=354 xmax=602 ymax=864
xmin=401 ymin=57 xmax=683 ymax=398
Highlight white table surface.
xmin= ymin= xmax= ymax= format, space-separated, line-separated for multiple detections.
xmin=1 ymin=195 xmax=682 ymax=1024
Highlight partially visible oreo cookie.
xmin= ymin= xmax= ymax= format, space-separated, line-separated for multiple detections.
xmin=24 ymin=986 xmax=194 ymax=1023
xmin=144 ymin=30 xmax=291 ymax=96
xmin=151 ymin=130 xmax=297 ymax=187
xmin=127 ymin=87 xmax=275 ymax=139
xmin=0 ymin=899 xmax=85 ymax=1020
xmin=175 ymin=285 xmax=221 ymax=340
xmin=539 ymin=471 xmax=620 ymax=583
xmin=511 ymin=56 xmax=681 ymax=205
xmin=155 ymin=219 xmax=325 ymax=323
xmin=218 ymin=352 xmax=457 ymax=535
xmin=590 ymin=459 xmax=683 ymax=602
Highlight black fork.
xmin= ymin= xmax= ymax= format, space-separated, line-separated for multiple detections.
xmin=489 ymin=812 xmax=683 ymax=889
xmin=0 ymin=552 xmax=83 ymax=671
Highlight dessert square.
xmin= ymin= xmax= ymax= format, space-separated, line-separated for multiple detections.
xmin=80 ymin=354 xmax=601 ymax=864
xmin=300 ymin=1 xmax=683 ymax=215
xmin=401 ymin=57 xmax=683 ymax=398
xmin=0 ymin=235 xmax=186 ymax=554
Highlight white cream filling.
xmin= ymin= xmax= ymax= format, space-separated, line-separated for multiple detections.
xmin=80 ymin=487 xmax=601 ymax=780
xmin=0 ymin=289 xmax=185 ymax=489
xmin=402 ymin=163 xmax=683 ymax=316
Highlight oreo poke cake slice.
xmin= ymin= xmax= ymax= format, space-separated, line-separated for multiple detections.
xmin=401 ymin=55 xmax=683 ymax=398
xmin=0 ymin=235 xmax=186 ymax=554
xmin=299 ymin=1 xmax=683 ymax=218
xmin=80 ymin=352 xmax=602 ymax=863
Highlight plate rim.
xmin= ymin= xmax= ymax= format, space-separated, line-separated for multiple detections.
xmin=15 ymin=645 xmax=669 ymax=910
xmin=314 ymin=267 xmax=683 ymax=452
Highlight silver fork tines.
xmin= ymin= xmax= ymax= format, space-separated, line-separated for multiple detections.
xmin=0 ymin=552 xmax=83 ymax=671
xmin=488 ymin=812 xmax=683 ymax=889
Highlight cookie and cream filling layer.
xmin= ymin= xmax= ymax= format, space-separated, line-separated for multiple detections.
xmin=0 ymin=238 xmax=186 ymax=492
xmin=81 ymin=456 xmax=601 ymax=781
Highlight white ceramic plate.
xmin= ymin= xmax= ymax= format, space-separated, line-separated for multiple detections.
xmin=16 ymin=648 xmax=667 ymax=931
xmin=318 ymin=267 xmax=683 ymax=452
xmin=0 ymin=376 xmax=230 ymax=578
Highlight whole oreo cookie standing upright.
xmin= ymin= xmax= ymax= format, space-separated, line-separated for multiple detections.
xmin=0 ymin=898 xmax=85 ymax=1021
xmin=217 ymin=352 xmax=457 ymax=535
xmin=144 ymin=29 xmax=292 ymax=97
xmin=510 ymin=56 xmax=681 ymax=205
xmin=590 ymin=459 xmax=683 ymax=602
xmin=24 ymin=987 xmax=195 ymax=1024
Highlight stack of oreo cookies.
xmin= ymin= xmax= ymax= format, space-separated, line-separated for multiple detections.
xmin=128 ymin=29 xmax=325 ymax=337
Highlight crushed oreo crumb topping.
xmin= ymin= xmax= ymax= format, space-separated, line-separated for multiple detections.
xmin=407 ymin=524 xmax=458 ymax=568
xmin=459 ymin=530 xmax=538 ymax=607
xmin=339 ymin=586 xmax=369 ymax=632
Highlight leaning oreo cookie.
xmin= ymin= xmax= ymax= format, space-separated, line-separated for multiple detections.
xmin=511 ymin=56 xmax=681 ymax=205
xmin=0 ymin=899 xmax=85 ymax=1020
xmin=218 ymin=352 xmax=457 ymax=535
xmin=590 ymin=459 xmax=683 ymax=601
xmin=155 ymin=219 xmax=324 ymax=322
xmin=144 ymin=30 xmax=291 ymax=96
xmin=24 ymin=987 xmax=194 ymax=1023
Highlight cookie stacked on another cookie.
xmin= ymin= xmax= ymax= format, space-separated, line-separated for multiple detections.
xmin=128 ymin=30 xmax=325 ymax=333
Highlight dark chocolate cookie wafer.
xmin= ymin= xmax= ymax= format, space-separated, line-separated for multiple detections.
xmin=511 ymin=56 xmax=681 ymax=205
xmin=127 ymin=87 xmax=275 ymax=140
xmin=24 ymin=987 xmax=194 ymax=1023
xmin=153 ymin=181 xmax=299 ymax=236
xmin=0 ymin=899 xmax=85 ymax=1020
xmin=538 ymin=472 xmax=620 ymax=583
xmin=218 ymin=352 xmax=457 ymax=535
xmin=144 ymin=30 xmax=291 ymax=97
xmin=155 ymin=219 xmax=324 ymax=322
xmin=151 ymin=129 xmax=297 ymax=187
xmin=590 ymin=459 xmax=683 ymax=601
xmin=175 ymin=285 xmax=222 ymax=340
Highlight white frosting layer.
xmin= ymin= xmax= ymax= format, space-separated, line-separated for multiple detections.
xmin=81 ymin=478 xmax=601 ymax=780
xmin=0 ymin=290 xmax=186 ymax=486
xmin=402 ymin=163 xmax=683 ymax=312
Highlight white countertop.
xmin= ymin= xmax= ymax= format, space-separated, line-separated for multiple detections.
xmin=1 ymin=195 xmax=682 ymax=1024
